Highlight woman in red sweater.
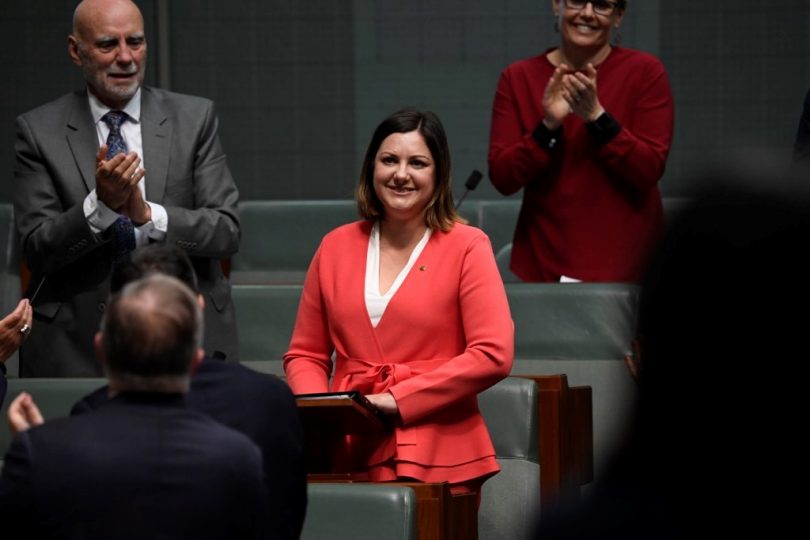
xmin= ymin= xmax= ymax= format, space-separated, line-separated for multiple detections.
xmin=488 ymin=0 xmax=674 ymax=282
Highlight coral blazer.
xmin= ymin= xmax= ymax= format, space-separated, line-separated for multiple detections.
xmin=284 ymin=221 xmax=514 ymax=483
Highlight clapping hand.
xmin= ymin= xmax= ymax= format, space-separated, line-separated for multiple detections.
xmin=561 ymin=63 xmax=605 ymax=122
xmin=95 ymin=144 xmax=145 ymax=212
xmin=542 ymin=65 xmax=574 ymax=129
xmin=120 ymin=181 xmax=152 ymax=225
xmin=0 ymin=299 xmax=33 ymax=363
xmin=7 ymin=392 xmax=44 ymax=436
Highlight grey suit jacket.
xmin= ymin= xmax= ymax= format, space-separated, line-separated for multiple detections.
xmin=13 ymin=87 xmax=241 ymax=376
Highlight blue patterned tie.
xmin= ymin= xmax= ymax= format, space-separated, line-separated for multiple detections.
xmin=101 ymin=111 xmax=136 ymax=263
xmin=102 ymin=110 xmax=128 ymax=159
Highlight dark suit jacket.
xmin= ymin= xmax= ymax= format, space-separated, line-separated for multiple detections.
xmin=0 ymin=392 xmax=270 ymax=539
xmin=72 ymin=359 xmax=307 ymax=540
xmin=13 ymin=87 xmax=241 ymax=376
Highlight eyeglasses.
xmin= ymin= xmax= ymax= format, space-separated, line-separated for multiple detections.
xmin=564 ymin=0 xmax=621 ymax=16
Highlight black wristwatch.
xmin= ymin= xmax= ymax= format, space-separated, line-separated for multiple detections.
xmin=533 ymin=121 xmax=563 ymax=151
xmin=586 ymin=111 xmax=621 ymax=145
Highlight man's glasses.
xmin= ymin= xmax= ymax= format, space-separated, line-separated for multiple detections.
xmin=564 ymin=0 xmax=622 ymax=16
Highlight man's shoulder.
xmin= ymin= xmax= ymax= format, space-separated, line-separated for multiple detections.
xmin=17 ymin=90 xmax=86 ymax=124
xmin=70 ymin=385 xmax=111 ymax=415
xmin=17 ymin=398 xmax=263 ymax=481
xmin=193 ymin=360 xmax=295 ymax=404
xmin=141 ymin=86 xmax=215 ymax=113
xmin=77 ymin=395 xmax=261 ymax=450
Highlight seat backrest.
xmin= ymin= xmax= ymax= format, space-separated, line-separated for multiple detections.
xmin=477 ymin=199 xmax=520 ymax=255
xmin=506 ymin=283 xmax=639 ymax=493
xmin=477 ymin=377 xmax=541 ymax=540
xmin=507 ymin=282 xmax=639 ymax=361
xmin=232 ymin=284 xmax=302 ymax=373
xmin=231 ymin=200 xmax=358 ymax=284
xmin=302 ymin=483 xmax=417 ymax=540
xmin=494 ymin=242 xmax=520 ymax=283
xmin=455 ymin=199 xmax=482 ymax=229
xmin=1 ymin=378 xmax=106 ymax=456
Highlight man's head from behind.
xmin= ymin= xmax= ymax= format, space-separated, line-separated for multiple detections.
xmin=68 ymin=0 xmax=147 ymax=109
xmin=97 ymin=274 xmax=203 ymax=394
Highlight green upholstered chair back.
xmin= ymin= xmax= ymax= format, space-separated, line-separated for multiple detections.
xmin=302 ymin=483 xmax=417 ymax=540
xmin=229 ymin=197 xmax=685 ymax=286
xmin=477 ymin=377 xmax=541 ymax=539
xmin=505 ymin=283 xmax=640 ymax=488
xmin=477 ymin=199 xmax=520 ymax=256
xmin=1 ymin=378 xmax=106 ymax=457
xmin=455 ymin=199 xmax=482 ymax=228
xmin=231 ymin=201 xmax=358 ymax=285
xmin=506 ymin=282 xmax=639 ymax=361
xmin=232 ymin=284 xmax=302 ymax=375
xmin=494 ymin=242 xmax=519 ymax=283
xmin=479 ymin=377 xmax=539 ymax=461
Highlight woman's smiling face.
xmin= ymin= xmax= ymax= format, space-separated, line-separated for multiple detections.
xmin=373 ymin=130 xmax=436 ymax=223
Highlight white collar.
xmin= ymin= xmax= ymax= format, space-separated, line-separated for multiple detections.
xmin=87 ymin=87 xmax=142 ymax=125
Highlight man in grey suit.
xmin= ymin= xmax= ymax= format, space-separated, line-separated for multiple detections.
xmin=13 ymin=0 xmax=240 ymax=375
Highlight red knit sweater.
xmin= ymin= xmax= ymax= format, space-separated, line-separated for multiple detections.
xmin=488 ymin=47 xmax=674 ymax=282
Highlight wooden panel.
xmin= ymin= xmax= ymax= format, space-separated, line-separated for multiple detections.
xmin=519 ymin=374 xmax=594 ymax=511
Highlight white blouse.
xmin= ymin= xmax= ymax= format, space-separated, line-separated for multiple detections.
xmin=365 ymin=221 xmax=431 ymax=327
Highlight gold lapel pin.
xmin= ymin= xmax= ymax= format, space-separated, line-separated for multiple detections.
xmin=419 ymin=265 xmax=426 ymax=271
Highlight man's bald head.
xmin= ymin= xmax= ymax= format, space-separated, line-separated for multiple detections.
xmin=73 ymin=0 xmax=143 ymax=36
xmin=99 ymin=274 xmax=203 ymax=393
xmin=69 ymin=0 xmax=146 ymax=109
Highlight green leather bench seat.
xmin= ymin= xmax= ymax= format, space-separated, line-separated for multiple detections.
xmin=302 ymin=483 xmax=417 ymax=540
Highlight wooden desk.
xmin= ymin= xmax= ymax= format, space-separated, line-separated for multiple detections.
xmin=298 ymin=395 xmax=478 ymax=539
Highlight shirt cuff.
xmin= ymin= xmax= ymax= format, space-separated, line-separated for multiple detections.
xmin=134 ymin=202 xmax=168 ymax=246
xmin=84 ymin=190 xmax=120 ymax=234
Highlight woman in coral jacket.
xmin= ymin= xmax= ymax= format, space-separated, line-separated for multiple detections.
xmin=284 ymin=108 xmax=514 ymax=500
xmin=488 ymin=0 xmax=674 ymax=282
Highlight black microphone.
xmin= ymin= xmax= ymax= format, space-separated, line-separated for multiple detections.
xmin=455 ymin=169 xmax=483 ymax=210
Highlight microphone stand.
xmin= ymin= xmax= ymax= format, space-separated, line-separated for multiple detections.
xmin=455 ymin=170 xmax=483 ymax=210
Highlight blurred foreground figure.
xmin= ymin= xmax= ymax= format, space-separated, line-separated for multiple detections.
xmin=536 ymin=176 xmax=810 ymax=538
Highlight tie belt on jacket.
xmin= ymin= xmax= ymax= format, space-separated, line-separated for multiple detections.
xmin=337 ymin=356 xmax=448 ymax=395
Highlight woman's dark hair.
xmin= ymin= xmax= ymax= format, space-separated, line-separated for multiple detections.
xmin=356 ymin=108 xmax=462 ymax=231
